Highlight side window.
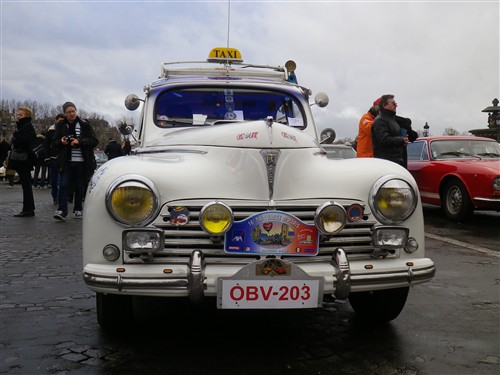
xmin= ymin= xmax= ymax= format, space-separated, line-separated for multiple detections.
xmin=407 ymin=141 xmax=428 ymax=161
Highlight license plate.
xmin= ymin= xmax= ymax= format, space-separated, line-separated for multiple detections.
xmin=218 ymin=279 xmax=321 ymax=309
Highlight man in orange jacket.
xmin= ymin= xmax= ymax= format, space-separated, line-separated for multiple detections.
xmin=356 ymin=98 xmax=380 ymax=158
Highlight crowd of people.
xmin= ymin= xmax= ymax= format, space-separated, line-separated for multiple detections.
xmin=356 ymin=94 xmax=418 ymax=169
xmin=3 ymin=95 xmax=415 ymax=219
xmin=2 ymin=102 xmax=131 ymax=219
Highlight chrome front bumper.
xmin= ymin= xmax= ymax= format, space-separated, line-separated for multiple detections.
xmin=83 ymin=248 xmax=436 ymax=300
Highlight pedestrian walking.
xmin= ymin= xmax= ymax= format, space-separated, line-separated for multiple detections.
xmin=52 ymin=102 xmax=98 ymax=220
xmin=46 ymin=114 xmax=65 ymax=205
xmin=9 ymin=106 xmax=37 ymax=217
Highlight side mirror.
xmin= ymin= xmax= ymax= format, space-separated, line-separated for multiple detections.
xmin=314 ymin=92 xmax=329 ymax=108
xmin=118 ymin=122 xmax=133 ymax=136
xmin=320 ymin=128 xmax=336 ymax=144
xmin=124 ymin=94 xmax=142 ymax=111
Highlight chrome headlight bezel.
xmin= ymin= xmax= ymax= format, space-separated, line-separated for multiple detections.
xmin=105 ymin=174 xmax=160 ymax=227
xmin=493 ymin=176 xmax=500 ymax=191
xmin=369 ymin=175 xmax=418 ymax=224
xmin=123 ymin=229 xmax=164 ymax=253
xmin=314 ymin=201 xmax=347 ymax=235
xmin=200 ymin=201 xmax=234 ymax=235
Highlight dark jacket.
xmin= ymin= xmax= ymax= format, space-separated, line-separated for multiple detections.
xmin=44 ymin=124 xmax=58 ymax=161
xmin=33 ymin=134 xmax=46 ymax=166
xmin=371 ymin=108 xmax=406 ymax=167
xmin=105 ymin=140 xmax=123 ymax=160
xmin=52 ymin=116 xmax=99 ymax=178
xmin=0 ymin=139 xmax=10 ymax=164
xmin=395 ymin=116 xmax=419 ymax=168
xmin=9 ymin=117 xmax=37 ymax=171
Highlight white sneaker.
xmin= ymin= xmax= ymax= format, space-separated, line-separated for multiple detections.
xmin=74 ymin=211 xmax=83 ymax=219
xmin=54 ymin=210 xmax=66 ymax=221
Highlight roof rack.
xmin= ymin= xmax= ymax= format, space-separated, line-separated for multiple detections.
xmin=160 ymin=61 xmax=288 ymax=82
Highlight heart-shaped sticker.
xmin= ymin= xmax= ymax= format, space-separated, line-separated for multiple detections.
xmin=263 ymin=222 xmax=273 ymax=232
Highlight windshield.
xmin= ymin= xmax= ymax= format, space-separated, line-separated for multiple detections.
xmin=155 ymin=87 xmax=305 ymax=129
xmin=430 ymin=139 xmax=500 ymax=159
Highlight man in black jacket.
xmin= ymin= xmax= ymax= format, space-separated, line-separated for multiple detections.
xmin=52 ymin=102 xmax=98 ymax=220
xmin=371 ymin=94 xmax=409 ymax=167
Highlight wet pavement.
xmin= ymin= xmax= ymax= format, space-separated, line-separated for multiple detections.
xmin=0 ymin=182 xmax=499 ymax=375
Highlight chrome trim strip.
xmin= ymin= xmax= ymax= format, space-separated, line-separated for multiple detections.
xmin=473 ymin=197 xmax=500 ymax=203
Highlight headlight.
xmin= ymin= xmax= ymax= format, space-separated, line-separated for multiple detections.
xmin=493 ymin=177 xmax=500 ymax=191
xmin=314 ymin=202 xmax=346 ymax=235
xmin=106 ymin=175 xmax=159 ymax=226
xmin=372 ymin=226 xmax=409 ymax=249
xmin=370 ymin=176 xmax=417 ymax=224
xmin=123 ymin=230 xmax=163 ymax=252
xmin=200 ymin=202 xmax=233 ymax=235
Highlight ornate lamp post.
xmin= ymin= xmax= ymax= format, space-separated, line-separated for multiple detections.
xmin=480 ymin=98 xmax=500 ymax=141
xmin=423 ymin=122 xmax=429 ymax=137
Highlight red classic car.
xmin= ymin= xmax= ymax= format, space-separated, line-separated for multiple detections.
xmin=407 ymin=136 xmax=500 ymax=221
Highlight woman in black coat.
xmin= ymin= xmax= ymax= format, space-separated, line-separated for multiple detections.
xmin=9 ymin=106 xmax=37 ymax=217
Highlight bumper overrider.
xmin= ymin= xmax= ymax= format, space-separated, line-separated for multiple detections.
xmin=83 ymin=248 xmax=436 ymax=308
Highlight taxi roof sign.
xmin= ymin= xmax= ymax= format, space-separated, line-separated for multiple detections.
xmin=207 ymin=47 xmax=243 ymax=63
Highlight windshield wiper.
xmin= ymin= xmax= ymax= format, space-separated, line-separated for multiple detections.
xmin=440 ymin=151 xmax=473 ymax=157
xmin=159 ymin=118 xmax=194 ymax=127
xmin=476 ymin=152 xmax=500 ymax=157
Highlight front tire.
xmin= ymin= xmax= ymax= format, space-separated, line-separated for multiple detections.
xmin=348 ymin=287 xmax=409 ymax=322
xmin=442 ymin=179 xmax=473 ymax=222
xmin=96 ymin=293 xmax=133 ymax=332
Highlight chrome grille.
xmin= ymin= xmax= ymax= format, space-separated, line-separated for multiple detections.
xmin=124 ymin=199 xmax=377 ymax=264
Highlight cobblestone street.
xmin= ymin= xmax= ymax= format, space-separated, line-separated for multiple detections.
xmin=1 ymin=182 xmax=499 ymax=375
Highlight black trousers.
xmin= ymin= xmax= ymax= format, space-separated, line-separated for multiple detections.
xmin=17 ymin=164 xmax=35 ymax=212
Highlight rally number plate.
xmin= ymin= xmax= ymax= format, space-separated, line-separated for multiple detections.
xmin=218 ymin=279 xmax=321 ymax=309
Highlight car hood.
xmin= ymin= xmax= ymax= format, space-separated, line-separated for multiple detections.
xmin=146 ymin=121 xmax=318 ymax=149
xmin=92 ymin=148 xmax=415 ymax=203
xmin=442 ymin=158 xmax=500 ymax=174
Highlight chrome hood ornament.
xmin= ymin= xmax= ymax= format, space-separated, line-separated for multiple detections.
xmin=260 ymin=149 xmax=281 ymax=200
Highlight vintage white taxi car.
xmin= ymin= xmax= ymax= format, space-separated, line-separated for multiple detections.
xmin=83 ymin=47 xmax=435 ymax=331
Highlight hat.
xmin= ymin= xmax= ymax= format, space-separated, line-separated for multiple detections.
xmin=373 ymin=97 xmax=381 ymax=106
xmin=62 ymin=101 xmax=76 ymax=112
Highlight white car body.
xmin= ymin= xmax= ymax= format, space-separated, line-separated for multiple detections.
xmin=83 ymin=48 xmax=435 ymax=330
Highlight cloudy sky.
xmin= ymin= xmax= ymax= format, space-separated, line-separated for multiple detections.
xmin=1 ymin=0 xmax=498 ymax=140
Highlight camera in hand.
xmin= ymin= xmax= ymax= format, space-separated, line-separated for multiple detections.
xmin=64 ymin=135 xmax=74 ymax=142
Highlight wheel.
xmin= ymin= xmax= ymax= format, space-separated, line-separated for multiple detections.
xmin=442 ymin=179 xmax=473 ymax=222
xmin=96 ymin=293 xmax=133 ymax=332
xmin=348 ymin=287 xmax=409 ymax=322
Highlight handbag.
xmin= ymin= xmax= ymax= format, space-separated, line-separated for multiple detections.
xmin=10 ymin=149 xmax=28 ymax=161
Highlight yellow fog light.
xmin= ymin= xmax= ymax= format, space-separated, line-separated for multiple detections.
xmin=106 ymin=176 xmax=159 ymax=226
xmin=314 ymin=202 xmax=346 ymax=235
xmin=200 ymin=202 xmax=233 ymax=235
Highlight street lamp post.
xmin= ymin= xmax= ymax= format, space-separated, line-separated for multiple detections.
xmin=481 ymin=98 xmax=500 ymax=142
xmin=423 ymin=122 xmax=429 ymax=137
